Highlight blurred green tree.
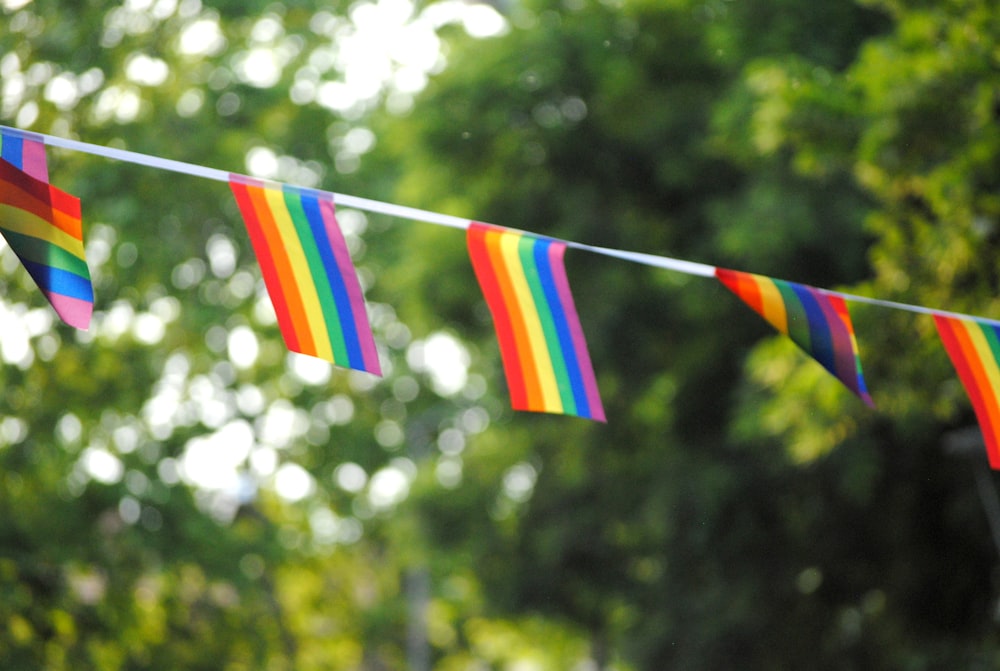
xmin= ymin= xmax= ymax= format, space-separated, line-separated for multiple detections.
xmin=3 ymin=0 xmax=1000 ymax=669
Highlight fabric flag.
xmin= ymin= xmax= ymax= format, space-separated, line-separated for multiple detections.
xmin=716 ymin=267 xmax=873 ymax=406
xmin=933 ymin=314 xmax=1000 ymax=468
xmin=466 ymin=222 xmax=605 ymax=421
xmin=0 ymin=157 xmax=93 ymax=330
xmin=0 ymin=129 xmax=49 ymax=182
xmin=229 ymin=175 xmax=380 ymax=375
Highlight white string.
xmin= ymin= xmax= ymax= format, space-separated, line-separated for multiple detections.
xmin=3 ymin=125 xmax=717 ymax=272
xmin=333 ymin=193 xmax=470 ymax=230
xmin=822 ymin=291 xmax=1000 ymax=328
xmin=3 ymin=124 xmax=995 ymax=324
xmin=8 ymin=126 xmax=232 ymax=182
xmin=567 ymin=242 xmax=717 ymax=277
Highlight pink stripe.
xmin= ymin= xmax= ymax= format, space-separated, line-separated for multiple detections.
xmin=548 ymin=243 xmax=605 ymax=422
xmin=21 ymin=140 xmax=48 ymax=182
xmin=320 ymin=198 xmax=381 ymax=375
xmin=46 ymin=292 xmax=93 ymax=330
xmin=813 ymin=292 xmax=860 ymax=394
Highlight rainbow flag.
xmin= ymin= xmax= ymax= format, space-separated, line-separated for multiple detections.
xmin=229 ymin=176 xmax=380 ymax=374
xmin=467 ymin=222 xmax=604 ymax=420
xmin=716 ymin=267 xmax=873 ymax=406
xmin=0 ymin=157 xmax=93 ymax=330
xmin=0 ymin=129 xmax=49 ymax=182
xmin=934 ymin=314 xmax=1000 ymax=468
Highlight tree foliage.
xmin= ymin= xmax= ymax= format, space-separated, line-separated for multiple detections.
xmin=1 ymin=0 xmax=1000 ymax=668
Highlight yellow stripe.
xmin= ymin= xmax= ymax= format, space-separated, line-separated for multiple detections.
xmin=263 ymin=188 xmax=333 ymax=362
xmin=0 ymin=204 xmax=87 ymax=261
xmin=964 ymin=322 xmax=1000 ymax=403
xmin=500 ymin=232 xmax=562 ymax=412
xmin=756 ymin=276 xmax=789 ymax=335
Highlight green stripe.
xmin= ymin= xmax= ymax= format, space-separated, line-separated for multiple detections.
xmin=518 ymin=235 xmax=576 ymax=414
xmin=282 ymin=190 xmax=349 ymax=366
xmin=774 ymin=279 xmax=810 ymax=352
xmin=0 ymin=227 xmax=90 ymax=278
xmin=979 ymin=321 xmax=1000 ymax=375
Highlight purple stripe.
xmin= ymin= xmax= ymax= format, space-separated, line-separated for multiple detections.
xmin=534 ymin=238 xmax=587 ymax=416
xmin=46 ymin=292 xmax=93 ymax=330
xmin=813 ymin=289 xmax=859 ymax=394
xmin=0 ymin=134 xmax=49 ymax=182
xmin=548 ymin=243 xmax=605 ymax=422
xmin=320 ymin=198 xmax=381 ymax=375
xmin=20 ymin=139 xmax=48 ymax=182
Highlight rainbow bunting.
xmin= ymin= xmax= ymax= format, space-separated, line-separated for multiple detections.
xmin=716 ymin=267 xmax=873 ymax=406
xmin=933 ymin=315 xmax=1000 ymax=468
xmin=0 ymin=157 xmax=93 ymax=330
xmin=0 ymin=129 xmax=49 ymax=182
xmin=229 ymin=175 xmax=380 ymax=374
xmin=467 ymin=222 xmax=605 ymax=421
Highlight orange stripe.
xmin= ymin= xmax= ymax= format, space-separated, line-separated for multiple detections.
xmin=48 ymin=185 xmax=82 ymax=238
xmin=246 ymin=185 xmax=316 ymax=355
xmin=952 ymin=321 xmax=1000 ymax=443
xmin=484 ymin=228 xmax=545 ymax=410
xmin=738 ymin=272 xmax=765 ymax=314
xmin=831 ymin=297 xmax=855 ymax=335
xmin=50 ymin=208 xmax=83 ymax=240
xmin=935 ymin=316 xmax=998 ymax=465
xmin=1 ymin=177 xmax=82 ymax=240
xmin=467 ymin=224 xmax=528 ymax=408
xmin=942 ymin=318 xmax=1000 ymax=466
xmin=962 ymin=321 xmax=1000 ymax=454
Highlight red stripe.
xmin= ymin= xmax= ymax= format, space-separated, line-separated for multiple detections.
xmin=468 ymin=223 xmax=528 ymax=409
xmin=48 ymin=183 xmax=81 ymax=219
xmin=828 ymin=294 xmax=873 ymax=406
xmin=0 ymin=160 xmax=83 ymax=241
xmin=951 ymin=319 xmax=1000 ymax=468
xmin=249 ymin=185 xmax=317 ymax=355
xmin=717 ymin=267 xmax=765 ymax=315
xmin=0 ymin=158 xmax=50 ymax=204
xmin=820 ymin=294 xmax=860 ymax=396
xmin=483 ymin=227 xmax=545 ymax=410
xmin=230 ymin=180 xmax=300 ymax=353
xmin=936 ymin=316 xmax=1000 ymax=468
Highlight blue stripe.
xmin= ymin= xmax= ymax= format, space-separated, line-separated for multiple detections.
xmin=790 ymin=283 xmax=836 ymax=376
xmin=297 ymin=192 xmax=364 ymax=369
xmin=533 ymin=239 xmax=590 ymax=418
xmin=0 ymin=134 xmax=23 ymax=169
xmin=21 ymin=259 xmax=94 ymax=301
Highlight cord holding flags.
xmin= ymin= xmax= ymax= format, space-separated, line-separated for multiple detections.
xmin=0 ymin=132 xmax=93 ymax=330
xmin=2 ymin=125 xmax=1000 ymax=464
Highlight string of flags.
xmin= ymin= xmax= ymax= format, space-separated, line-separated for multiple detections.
xmin=0 ymin=132 xmax=93 ymax=330
xmin=715 ymin=268 xmax=873 ymax=407
xmin=467 ymin=222 xmax=604 ymax=421
xmin=1 ymin=125 xmax=999 ymax=465
xmin=934 ymin=316 xmax=1000 ymax=467
xmin=229 ymin=176 xmax=381 ymax=375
